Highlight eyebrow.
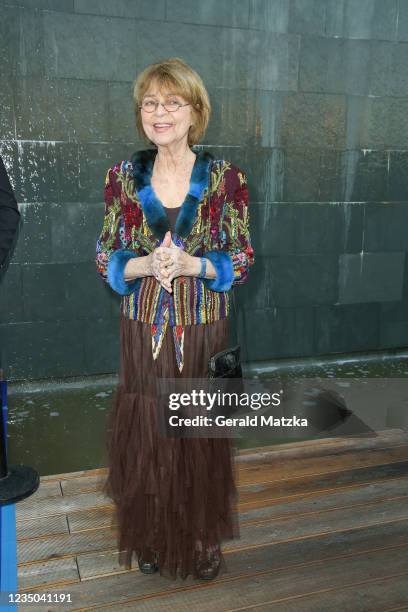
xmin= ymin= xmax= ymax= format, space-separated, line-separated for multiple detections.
xmin=143 ymin=93 xmax=181 ymax=98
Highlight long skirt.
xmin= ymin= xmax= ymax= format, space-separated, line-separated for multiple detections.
xmin=101 ymin=314 xmax=240 ymax=581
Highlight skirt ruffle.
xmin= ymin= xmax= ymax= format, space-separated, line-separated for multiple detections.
xmin=100 ymin=314 xmax=240 ymax=580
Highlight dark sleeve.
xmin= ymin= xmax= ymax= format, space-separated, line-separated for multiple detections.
xmin=0 ymin=156 xmax=22 ymax=282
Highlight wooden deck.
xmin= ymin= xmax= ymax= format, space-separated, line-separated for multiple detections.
xmin=15 ymin=428 xmax=408 ymax=611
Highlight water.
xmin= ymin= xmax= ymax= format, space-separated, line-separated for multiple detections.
xmin=5 ymin=357 xmax=408 ymax=477
xmin=255 ymin=358 xmax=408 ymax=379
xmin=6 ymin=383 xmax=113 ymax=477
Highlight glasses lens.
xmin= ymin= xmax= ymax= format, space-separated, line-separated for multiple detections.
xmin=142 ymin=100 xmax=156 ymax=112
xmin=164 ymin=101 xmax=181 ymax=112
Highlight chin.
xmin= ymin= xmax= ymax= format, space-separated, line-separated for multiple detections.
xmin=150 ymin=135 xmax=176 ymax=146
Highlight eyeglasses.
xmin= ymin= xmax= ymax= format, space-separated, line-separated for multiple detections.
xmin=139 ymin=100 xmax=191 ymax=113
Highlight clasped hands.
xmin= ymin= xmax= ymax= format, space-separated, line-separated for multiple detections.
xmin=150 ymin=230 xmax=196 ymax=293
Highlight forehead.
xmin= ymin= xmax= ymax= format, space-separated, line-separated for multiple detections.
xmin=143 ymin=81 xmax=183 ymax=98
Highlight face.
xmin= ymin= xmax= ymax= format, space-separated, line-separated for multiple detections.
xmin=140 ymin=83 xmax=194 ymax=147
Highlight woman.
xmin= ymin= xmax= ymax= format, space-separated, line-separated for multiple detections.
xmin=96 ymin=57 xmax=254 ymax=581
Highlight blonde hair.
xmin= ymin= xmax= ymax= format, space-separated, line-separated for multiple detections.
xmin=133 ymin=57 xmax=211 ymax=147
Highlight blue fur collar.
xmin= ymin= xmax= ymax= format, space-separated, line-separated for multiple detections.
xmin=130 ymin=148 xmax=214 ymax=240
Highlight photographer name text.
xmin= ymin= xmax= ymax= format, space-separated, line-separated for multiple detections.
xmin=168 ymin=415 xmax=308 ymax=427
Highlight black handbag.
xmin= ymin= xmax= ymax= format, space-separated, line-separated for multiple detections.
xmin=208 ymin=288 xmax=243 ymax=379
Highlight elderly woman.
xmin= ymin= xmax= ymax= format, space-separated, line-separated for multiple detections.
xmin=96 ymin=57 xmax=254 ymax=581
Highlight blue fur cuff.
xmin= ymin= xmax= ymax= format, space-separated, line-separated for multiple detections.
xmin=202 ymin=251 xmax=234 ymax=292
xmin=107 ymin=249 xmax=141 ymax=295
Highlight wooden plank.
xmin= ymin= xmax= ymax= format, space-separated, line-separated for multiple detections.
xmin=224 ymin=572 xmax=408 ymax=611
xmin=227 ymin=498 xmax=408 ymax=553
xmin=238 ymin=460 xmax=408 ymax=509
xmin=40 ymin=467 xmax=106 ymax=484
xmin=60 ymin=474 xmax=109 ymax=497
xmin=18 ymin=557 xmax=79 ymax=591
xmin=15 ymin=491 xmax=109 ymax=522
xmin=236 ymin=428 xmax=408 ymax=460
xmin=17 ymin=529 xmax=118 ymax=565
xmin=237 ymin=439 xmax=408 ymax=474
xmin=17 ymin=479 xmax=62 ymax=502
xmin=77 ymin=550 xmax=133 ymax=581
xmin=16 ymin=514 xmax=69 ymax=541
xmin=17 ymin=531 xmax=408 ymax=611
xmin=238 ymin=476 xmax=408 ymax=525
xmin=236 ymin=444 xmax=408 ymax=486
xmin=67 ymin=507 xmax=114 ymax=534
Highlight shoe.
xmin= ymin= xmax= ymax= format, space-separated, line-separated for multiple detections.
xmin=196 ymin=560 xmax=221 ymax=580
xmin=196 ymin=546 xmax=221 ymax=581
xmin=138 ymin=553 xmax=159 ymax=574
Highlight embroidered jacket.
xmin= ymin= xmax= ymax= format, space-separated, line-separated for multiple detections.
xmin=95 ymin=148 xmax=255 ymax=371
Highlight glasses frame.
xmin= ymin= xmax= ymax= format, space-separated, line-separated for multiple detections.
xmin=139 ymin=100 xmax=191 ymax=113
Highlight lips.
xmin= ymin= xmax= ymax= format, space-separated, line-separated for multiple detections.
xmin=153 ymin=123 xmax=173 ymax=132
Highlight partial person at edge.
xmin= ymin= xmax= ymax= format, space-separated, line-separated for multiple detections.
xmin=0 ymin=156 xmax=22 ymax=284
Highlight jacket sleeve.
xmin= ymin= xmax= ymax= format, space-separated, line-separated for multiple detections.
xmin=95 ymin=165 xmax=141 ymax=295
xmin=0 ymin=157 xmax=22 ymax=283
xmin=202 ymin=167 xmax=255 ymax=292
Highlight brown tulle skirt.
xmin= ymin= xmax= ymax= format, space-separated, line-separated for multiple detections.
xmin=101 ymin=314 xmax=240 ymax=581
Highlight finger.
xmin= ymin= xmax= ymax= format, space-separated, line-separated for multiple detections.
xmin=160 ymin=246 xmax=174 ymax=255
xmin=161 ymin=274 xmax=173 ymax=288
xmin=160 ymin=281 xmax=172 ymax=293
xmin=161 ymin=261 xmax=174 ymax=274
xmin=157 ymin=254 xmax=171 ymax=266
xmin=155 ymin=249 xmax=171 ymax=261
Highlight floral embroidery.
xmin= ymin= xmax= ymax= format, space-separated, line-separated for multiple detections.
xmin=123 ymin=202 xmax=142 ymax=242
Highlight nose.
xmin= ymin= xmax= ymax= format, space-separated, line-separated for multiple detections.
xmin=153 ymin=102 xmax=170 ymax=117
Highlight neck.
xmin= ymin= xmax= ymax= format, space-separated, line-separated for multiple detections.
xmin=154 ymin=143 xmax=195 ymax=175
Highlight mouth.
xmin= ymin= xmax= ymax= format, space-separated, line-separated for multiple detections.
xmin=153 ymin=124 xmax=173 ymax=131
